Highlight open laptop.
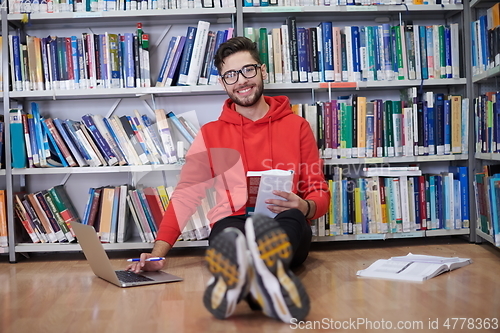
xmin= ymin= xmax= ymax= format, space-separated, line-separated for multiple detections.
xmin=72 ymin=222 xmax=183 ymax=287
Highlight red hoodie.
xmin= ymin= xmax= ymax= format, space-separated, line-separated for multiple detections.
xmin=156 ymin=95 xmax=330 ymax=246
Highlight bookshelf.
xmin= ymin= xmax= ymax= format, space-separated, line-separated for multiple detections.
xmin=0 ymin=2 xmax=479 ymax=262
xmin=470 ymin=0 xmax=500 ymax=248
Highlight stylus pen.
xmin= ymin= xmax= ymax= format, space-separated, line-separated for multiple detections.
xmin=127 ymin=257 xmax=165 ymax=262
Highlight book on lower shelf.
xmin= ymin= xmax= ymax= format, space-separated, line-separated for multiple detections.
xmin=356 ymin=253 xmax=472 ymax=282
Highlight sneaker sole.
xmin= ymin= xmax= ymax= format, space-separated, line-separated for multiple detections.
xmin=245 ymin=215 xmax=310 ymax=323
xmin=203 ymin=228 xmax=248 ymax=319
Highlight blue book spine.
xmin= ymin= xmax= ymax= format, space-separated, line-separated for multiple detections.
xmin=48 ymin=37 xmax=60 ymax=89
xmin=297 ymin=27 xmax=309 ymax=83
xmin=490 ymin=176 xmax=500 ymax=246
xmin=427 ymin=97 xmax=435 ymax=155
xmin=423 ymin=102 xmax=430 ymax=155
xmin=372 ymin=26 xmax=381 ymax=81
xmin=471 ymin=21 xmax=477 ymax=74
xmin=102 ymin=117 xmax=130 ymax=165
xmin=10 ymin=36 xmax=23 ymax=91
xmin=449 ymin=166 xmax=469 ymax=229
xmin=71 ymin=36 xmax=80 ymax=88
xmin=127 ymin=115 xmax=155 ymax=163
xmin=136 ymin=188 xmax=157 ymax=234
xmin=320 ymin=22 xmax=334 ymax=82
xmin=444 ymin=26 xmax=452 ymax=79
xmin=413 ymin=176 xmax=421 ymax=230
xmin=26 ymin=113 xmax=39 ymax=167
xmin=41 ymin=121 xmax=69 ymax=167
xmin=351 ymin=26 xmax=361 ymax=82
xmin=82 ymin=188 xmax=96 ymax=225
xmin=53 ymin=118 xmax=86 ymax=167
xmin=31 ymin=103 xmax=47 ymax=166
xmin=63 ymin=120 xmax=92 ymax=163
xmin=260 ymin=0 xmax=269 ymax=5
xmin=56 ymin=37 xmax=67 ymax=86
xmin=81 ymin=114 xmax=117 ymax=165
xmin=208 ymin=31 xmax=227 ymax=84
xmin=382 ymin=24 xmax=393 ymax=79
xmin=419 ymin=26 xmax=428 ymax=79
xmin=442 ymin=174 xmax=450 ymax=229
xmin=243 ymin=0 xmax=252 ymax=5
xmin=429 ymin=175 xmax=437 ymax=229
xmin=99 ymin=34 xmax=108 ymax=87
xmin=156 ymin=36 xmax=177 ymax=86
xmin=177 ymin=26 xmax=197 ymax=86
xmin=444 ymin=99 xmax=451 ymax=154
xmin=165 ymin=36 xmax=186 ymax=86
xmin=10 ymin=110 xmax=27 ymax=168
xmin=124 ymin=33 xmax=135 ymax=88
xmin=166 ymin=112 xmax=194 ymax=144
xmin=479 ymin=16 xmax=489 ymax=71
xmin=435 ymin=175 xmax=443 ymax=229
xmin=435 ymin=93 xmax=445 ymax=154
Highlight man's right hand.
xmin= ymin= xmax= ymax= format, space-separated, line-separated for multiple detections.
xmin=126 ymin=252 xmax=165 ymax=273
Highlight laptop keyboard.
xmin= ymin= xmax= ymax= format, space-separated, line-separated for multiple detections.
xmin=116 ymin=270 xmax=154 ymax=283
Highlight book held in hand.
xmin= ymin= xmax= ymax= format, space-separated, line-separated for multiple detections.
xmin=246 ymin=169 xmax=294 ymax=218
xmin=356 ymin=253 xmax=472 ymax=282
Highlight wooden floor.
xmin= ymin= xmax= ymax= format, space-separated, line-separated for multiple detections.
xmin=1 ymin=237 xmax=500 ymax=333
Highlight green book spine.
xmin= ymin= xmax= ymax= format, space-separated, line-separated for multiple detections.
xmin=439 ymin=25 xmax=446 ymax=79
xmin=392 ymin=100 xmax=403 ymax=157
xmin=340 ymin=102 xmax=347 ymax=158
xmin=345 ymin=104 xmax=353 ymax=158
xmin=259 ymin=28 xmax=269 ymax=77
xmin=43 ymin=191 xmax=73 ymax=240
xmin=394 ymin=26 xmax=405 ymax=80
xmin=384 ymin=100 xmax=394 ymax=157
xmin=366 ymin=26 xmax=376 ymax=81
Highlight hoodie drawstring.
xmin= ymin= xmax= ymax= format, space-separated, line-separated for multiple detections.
xmin=268 ymin=116 xmax=273 ymax=168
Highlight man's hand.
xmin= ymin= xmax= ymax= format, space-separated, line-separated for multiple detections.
xmin=126 ymin=252 xmax=165 ymax=273
xmin=265 ymin=190 xmax=309 ymax=216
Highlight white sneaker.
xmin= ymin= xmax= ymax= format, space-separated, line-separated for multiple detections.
xmin=245 ymin=214 xmax=310 ymax=323
xmin=203 ymin=227 xmax=250 ymax=319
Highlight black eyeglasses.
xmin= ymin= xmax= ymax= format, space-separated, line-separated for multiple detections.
xmin=220 ymin=64 xmax=262 ymax=85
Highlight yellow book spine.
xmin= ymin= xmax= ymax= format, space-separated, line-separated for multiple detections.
xmin=357 ymin=96 xmax=367 ymax=157
xmin=354 ymin=186 xmax=362 ymax=234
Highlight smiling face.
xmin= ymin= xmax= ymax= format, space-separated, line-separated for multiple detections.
xmin=219 ymin=51 xmax=267 ymax=108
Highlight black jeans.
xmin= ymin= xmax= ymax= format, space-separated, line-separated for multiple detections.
xmin=208 ymin=208 xmax=312 ymax=269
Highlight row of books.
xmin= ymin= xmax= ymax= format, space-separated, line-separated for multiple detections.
xmin=81 ymin=185 xmax=213 ymax=243
xmin=10 ymin=103 xmax=197 ymax=168
xmin=474 ymin=92 xmax=500 ymax=155
xmin=246 ymin=19 xmax=460 ymax=84
xmin=8 ymin=0 xmax=235 ymax=13
xmin=475 ymin=165 xmax=500 ymax=247
xmin=14 ymin=185 xmax=80 ymax=244
xmin=0 ymin=191 xmax=7 ymax=247
xmin=244 ymin=0 xmax=460 ymax=5
xmin=9 ymin=23 xmax=151 ymax=92
xmin=471 ymin=3 xmax=500 ymax=76
xmin=156 ymin=22 xmax=233 ymax=87
xmin=313 ymin=166 xmax=470 ymax=237
xmin=294 ymin=90 xmax=468 ymax=159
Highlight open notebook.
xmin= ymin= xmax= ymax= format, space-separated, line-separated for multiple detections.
xmin=73 ymin=222 xmax=182 ymax=287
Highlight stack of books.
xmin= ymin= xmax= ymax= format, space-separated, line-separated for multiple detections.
xmin=14 ymin=185 xmax=80 ymax=244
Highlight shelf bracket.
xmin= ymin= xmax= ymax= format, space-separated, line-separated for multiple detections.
xmin=141 ymin=97 xmax=156 ymax=118
xmin=60 ymin=173 xmax=71 ymax=186
xmin=151 ymin=25 xmax=172 ymax=57
xmin=105 ymin=99 xmax=122 ymax=119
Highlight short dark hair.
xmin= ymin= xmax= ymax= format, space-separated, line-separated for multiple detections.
xmin=214 ymin=36 xmax=262 ymax=75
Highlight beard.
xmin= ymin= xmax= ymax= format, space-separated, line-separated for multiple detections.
xmin=227 ymin=79 xmax=264 ymax=107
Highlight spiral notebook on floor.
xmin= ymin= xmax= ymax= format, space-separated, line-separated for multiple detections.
xmin=73 ymin=222 xmax=182 ymax=288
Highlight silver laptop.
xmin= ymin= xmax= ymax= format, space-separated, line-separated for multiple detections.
xmin=72 ymin=222 xmax=183 ymax=287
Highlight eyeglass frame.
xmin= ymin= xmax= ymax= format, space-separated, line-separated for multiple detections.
xmin=220 ymin=64 xmax=263 ymax=85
